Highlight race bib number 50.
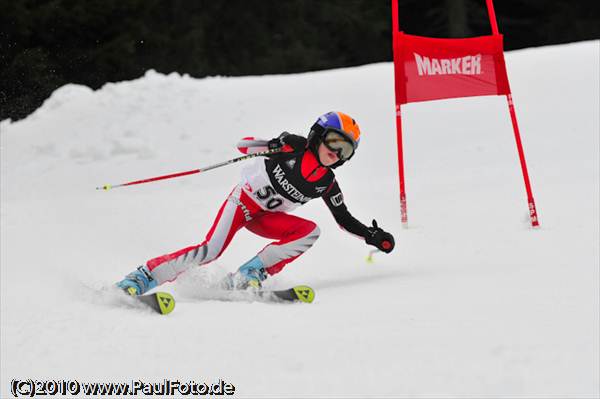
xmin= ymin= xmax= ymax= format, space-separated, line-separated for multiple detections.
xmin=254 ymin=185 xmax=284 ymax=210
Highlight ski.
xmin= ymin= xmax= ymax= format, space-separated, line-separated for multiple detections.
xmin=134 ymin=292 xmax=176 ymax=315
xmin=261 ymin=285 xmax=315 ymax=303
xmin=119 ymin=285 xmax=311 ymax=313
xmin=219 ymin=273 xmax=315 ymax=303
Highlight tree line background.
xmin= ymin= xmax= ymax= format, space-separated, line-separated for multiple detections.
xmin=1 ymin=0 xmax=599 ymax=121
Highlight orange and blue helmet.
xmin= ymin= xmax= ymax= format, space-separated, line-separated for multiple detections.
xmin=308 ymin=111 xmax=361 ymax=167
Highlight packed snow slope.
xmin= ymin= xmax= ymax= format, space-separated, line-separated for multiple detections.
xmin=1 ymin=41 xmax=599 ymax=398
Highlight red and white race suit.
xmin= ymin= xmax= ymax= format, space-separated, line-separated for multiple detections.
xmin=145 ymin=136 xmax=370 ymax=285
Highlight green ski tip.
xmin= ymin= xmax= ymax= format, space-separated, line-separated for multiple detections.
xmin=292 ymin=285 xmax=315 ymax=303
xmin=156 ymin=292 xmax=175 ymax=315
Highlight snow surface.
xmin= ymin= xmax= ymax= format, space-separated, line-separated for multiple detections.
xmin=1 ymin=41 xmax=599 ymax=398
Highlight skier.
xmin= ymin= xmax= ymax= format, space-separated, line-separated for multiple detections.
xmin=117 ymin=111 xmax=395 ymax=295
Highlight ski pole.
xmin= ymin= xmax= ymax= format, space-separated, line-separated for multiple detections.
xmin=366 ymin=249 xmax=381 ymax=263
xmin=96 ymin=148 xmax=281 ymax=191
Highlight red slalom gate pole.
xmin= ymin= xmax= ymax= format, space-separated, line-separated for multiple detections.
xmin=486 ymin=0 xmax=500 ymax=35
xmin=96 ymin=148 xmax=281 ymax=191
xmin=395 ymin=105 xmax=408 ymax=226
xmin=391 ymin=0 xmax=408 ymax=226
xmin=506 ymin=94 xmax=540 ymax=227
xmin=486 ymin=0 xmax=539 ymax=227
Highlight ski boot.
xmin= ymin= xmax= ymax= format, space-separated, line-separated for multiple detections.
xmin=223 ymin=256 xmax=268 ymax=290
xmin=116 ymin=265 xmax=157 ymax=296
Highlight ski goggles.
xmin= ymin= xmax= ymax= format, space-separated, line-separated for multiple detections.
xmin=322 ymin=130 xmax=356 ymax=161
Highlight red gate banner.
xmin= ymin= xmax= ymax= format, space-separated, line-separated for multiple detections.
xmin=394 ymin=33 xmax=511 ymax=104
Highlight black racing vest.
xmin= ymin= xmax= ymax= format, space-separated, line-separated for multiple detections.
xmin=264 ymin=151 xmax=335 ymax=205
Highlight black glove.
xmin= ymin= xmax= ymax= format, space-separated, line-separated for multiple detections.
xmin=268 ymin=132 xmax=306 ymax=152
xmin=365 ymin=220 xmax=395 ymax=253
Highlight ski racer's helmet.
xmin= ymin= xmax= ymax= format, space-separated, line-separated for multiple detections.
xmin=307 ymin=111 xmax=361 ymax=168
